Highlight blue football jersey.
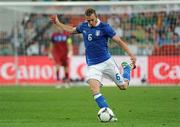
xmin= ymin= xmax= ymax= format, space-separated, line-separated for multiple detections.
xmin=76 ymin=21 xmax=116 ymax=66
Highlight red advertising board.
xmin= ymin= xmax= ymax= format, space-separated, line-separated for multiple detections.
xmin=1 ymin=56 xmax=179 ymax=85
xmin=0 ymin=56 xmax=147 ymax=86
xmin=0 ymin=56 xmax=56 ymax=85
xmin=148 ymin=56 xmax=180 ymax=85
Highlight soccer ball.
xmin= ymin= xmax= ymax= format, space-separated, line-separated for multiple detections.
xmin=97 ymin=107 xmax=114 ymax=122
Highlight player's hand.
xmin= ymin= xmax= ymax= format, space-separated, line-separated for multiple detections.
xmin=68 ymin=51 xmax=73 ymax=58
xmin=130 ymin=56 xmax=137 ymax=69
xmin=48 ymin=53 xmax=53 ymax=60
xmin=49 ymin=15 xmax=58 ymax=24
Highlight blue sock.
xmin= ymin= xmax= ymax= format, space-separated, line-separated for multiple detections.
xmin=123 ymin=66 xmax=131 ymax=81
xmin=94 ymin=93 xmax=108 ymax=108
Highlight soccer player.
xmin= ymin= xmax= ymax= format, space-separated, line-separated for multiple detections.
xmin=49 ymin=8 xmax=136 ymax=121
xmin=48 ymin=28 xmax=73 ymax=83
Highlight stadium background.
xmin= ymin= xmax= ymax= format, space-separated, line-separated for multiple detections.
xmin=0 ymin=0 xmax=179 ymax=86
xmin=0 ymin=1 xmax=180 ymax=127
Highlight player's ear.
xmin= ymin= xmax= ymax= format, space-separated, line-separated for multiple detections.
xmin=95 ymin=17 xmax=98 ymax=23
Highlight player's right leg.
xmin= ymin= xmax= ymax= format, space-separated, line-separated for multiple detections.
xmin=60 ymin=56 xmax=71 ymax=88
xmin=63 ymin=65 xmax=70 ymax=82
xmin=87 ymin=78 xmax=117 ymax=122
xmin=86 ymin=65 xmax=109 ymax=108
xmin=55 ymin=65 xmax=60 ymax=81
xmin=52 ymin=53 xmax=61 ymax=81
xmin=87 ymin=79 xmax=109 ymax=108
xmin=87 ymin=62 xmax=118 ymax=122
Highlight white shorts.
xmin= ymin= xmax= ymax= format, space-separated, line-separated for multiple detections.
xmin=86 ymin=57 xmax=125 ymax=86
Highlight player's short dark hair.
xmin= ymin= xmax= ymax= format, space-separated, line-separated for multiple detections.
xmin=85 ymin=8 xmax=97 ymax=17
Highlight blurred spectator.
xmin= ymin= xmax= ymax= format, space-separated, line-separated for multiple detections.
xmin=133 ymin=25 xmax=146 ymax=43
xmin=156 ymin=32 xmax=170 ymax=46
xmin=128 ymin=37 xmax=139 ymax=55
xmin=40 ymin=32 xmax=51 ymax=55
xmin=24 ymin=21 xmax=36 ymax=48
xmin=107 ymin=14 xmax=120 ymax=28
xmin=174 ymin=18 xmax=180 ymax=36
xmin=172 ymin=33 xmax=180 ymax=43
xmin=166 ymin=26 xmax=174 ymax=43
xmin=26 ymin=41 xmax=39 ymax=55
xmin=8 ymin=10 xmax=178 ymax=56
xmin=115 ymin=24 xmax=124 ymax=37
xmin=0 ymin=31 xmax=13 ymax=55
xmin=33 ymin=14 xmax=49 ymax=32
xmin=123 ymin=23 xmax=132 ymax=42
xmin=78 ymin=35 xmax=85 ymax=55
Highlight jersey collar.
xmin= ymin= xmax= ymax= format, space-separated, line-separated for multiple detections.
xmin=95 ymin=19 xmax=101 ymax=27
xmin=88 ymin=19 xmax=101 ymax=28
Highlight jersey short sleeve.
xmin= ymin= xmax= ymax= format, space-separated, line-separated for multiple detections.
xmin=105 ymin=24 xmax=116 ymax=38
xmin=76 ymin=23 xmax=83 ymax=33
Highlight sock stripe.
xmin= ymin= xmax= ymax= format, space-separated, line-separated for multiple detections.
xmin=94 ymin=93 xmax=102 ymax=99
xmin=94 ymin=93 xmax=109 ymax=108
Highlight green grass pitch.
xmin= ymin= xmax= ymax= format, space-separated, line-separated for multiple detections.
xmin=0 ymin=86 xmax=180 ymax=127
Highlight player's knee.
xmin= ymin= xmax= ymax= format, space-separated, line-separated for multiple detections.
xmin=118 ymin=82 xmax=129 ymax=90
xmin=88 ymin=79 xmax=101 ymax=94
xmin=118 ymin=85 xmax=127 ymax=90
xmin=90 ymin=86 xmax=100 ymax=94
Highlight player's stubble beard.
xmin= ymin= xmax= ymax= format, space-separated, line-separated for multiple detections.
xmin=90 ymin=19 xmax=98 ymax=28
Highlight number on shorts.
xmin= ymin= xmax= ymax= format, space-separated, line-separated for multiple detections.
xmin=116 ymin=73 xmax=120 ymax=81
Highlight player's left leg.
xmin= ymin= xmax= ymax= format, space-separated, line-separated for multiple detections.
xmin=62 ymin=56 xmax=70 ymax=84
xmin=119 ymin=62 xmax=136 ymax=89
xmin=103 ymin=58 xmax=130 ymax=90
xmin=120 ymin=61 xmax=131 ymax=89
xmin=63 ymin=65 xmax=69 ymax=82
xmin=61 ymin=64 xmax=71 ymax=88
xmin=55 ymin=65 xmax=60 ymax=81
xmin=52 ymin=53 xmax=61 ymax=81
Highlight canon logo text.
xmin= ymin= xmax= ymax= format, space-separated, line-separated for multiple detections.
xmin=153 ymin=62 xmax=180 ymax=80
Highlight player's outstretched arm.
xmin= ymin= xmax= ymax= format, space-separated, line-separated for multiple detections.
xmin=112 ymin=35 xmax=136 ymax=65
xmin=49 ymin=15 xmax=77 ymax=34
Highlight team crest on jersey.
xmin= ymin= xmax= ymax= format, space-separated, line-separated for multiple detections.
xmin=83 ymin=30 xmax=86 ymax=34
xmin=96 ymin=30 xmax=100 ymax=36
